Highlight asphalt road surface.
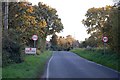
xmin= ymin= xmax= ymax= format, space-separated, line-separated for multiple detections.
xmin=42 ymin=51 xmax=120 ymax=79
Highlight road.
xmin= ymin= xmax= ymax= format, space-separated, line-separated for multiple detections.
xmin=42 ymin=51 xmax=120 ymax=79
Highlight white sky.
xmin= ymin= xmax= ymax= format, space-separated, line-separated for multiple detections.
xmin=28 ymin=0 xmax=113 ymax=41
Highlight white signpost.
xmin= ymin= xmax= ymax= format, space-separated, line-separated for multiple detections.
xmin=102 ymin=36 xmax=108 ymax=54
xmin=25 ymin=48 xmax=36 ymax=54
xmin=32 ymin=35 xmax=38 ymax=48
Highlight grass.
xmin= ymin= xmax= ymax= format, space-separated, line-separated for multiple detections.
xmin=70 ymin=48 xmax=120 ymax=72
xmin=2 ymin=50 xmax=52 ymax=78
xmin=0 ymin=67 xmax=2 ymax=79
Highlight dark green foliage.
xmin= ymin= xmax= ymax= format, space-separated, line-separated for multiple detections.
xmin=50 ymin=34 xmax=58 ymax=50
xmin=2 ymin=31 xmax=23 ymax=66
xmin=82 ymin=5 xmax=120 ymax=53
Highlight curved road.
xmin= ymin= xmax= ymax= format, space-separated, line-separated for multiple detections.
xmin=42 ymin=51 xmax=120 ymax=79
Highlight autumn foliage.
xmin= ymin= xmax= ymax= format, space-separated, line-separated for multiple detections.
xmin=2 ymin=2 xmax=64 ymax=66
xmin=50 ymin=34 xmax=80 ymax=51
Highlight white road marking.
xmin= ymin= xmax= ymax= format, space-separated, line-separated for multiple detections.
xmin=46 ymin=55 xmax=53 ymax=79
xmin=87 ymin=60 xmax=120 ymax=74
xmin=71 ymin=52 xmax=120 ymax=74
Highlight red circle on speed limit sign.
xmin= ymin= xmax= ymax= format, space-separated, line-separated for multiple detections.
xmin=102 ymin=36 xmax=108 ymax=43
xmin=32 ymin=35 xmax=38 ymax=41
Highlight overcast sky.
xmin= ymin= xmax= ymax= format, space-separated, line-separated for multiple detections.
xmin=28 ymin=0 xmax=113 ymax=41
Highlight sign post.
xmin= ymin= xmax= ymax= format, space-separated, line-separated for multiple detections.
xmin=34 ymin=40 xmax=36 ymax=48
xmin=102 ymin=36 xmax=108 ymax=54
xmin=32 ymin=35 xmax=38 ymax=48
xmin=25 ymin=35 xmax=38 ymax=55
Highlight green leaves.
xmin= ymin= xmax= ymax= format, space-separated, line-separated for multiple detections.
xmin=82 ymin=5 xmax=120 ymax=53
xmin=8 ymin=2 xmax=64 ymax=51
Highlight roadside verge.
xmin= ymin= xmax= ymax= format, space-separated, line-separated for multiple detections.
xmin=2 ymin=50 xmax=52 ymax=79
xmin=70 ymin=48 xmax=120 ymax=72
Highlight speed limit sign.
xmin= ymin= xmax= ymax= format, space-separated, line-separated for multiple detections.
xmin=102 ymin=36 xmax=108 ymax=43
xmin=32 ymin=35 xmax=38 ymax=41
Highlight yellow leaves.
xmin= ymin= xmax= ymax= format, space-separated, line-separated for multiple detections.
xmin=38 ymin=20 xmax=47 ymax=28
xmin=15 ymin=14 xmax=18 ymax=18
xmin=105 ymin=5 xmax=112 ymax=10
xmin=31 ymin=20 xmax=37 ymax=25
xmin=19 ymin=2 xmax=26 ymax=7
xmin=21 ymin=15 xmax=37 ymax=26
xmin=23 ymin=15 xmax=35 ymax=21
xmin=58 ymin=37 xmax=66 ymax=45
xmin=88 ymin=7 xmax=96 ymax=13
xmin=18 ymin=2 xmax=34 ymax=13
xmin=66 ymin=36 xmax=75 ymax=45
xmin=26 ymin=9 xmax=32 ymax=13
xmin=49 ymin=7 xmax=53 ymax=11
xmin=26 ymin=6 xmax=34 ymax=13
xmin=55 ymin=19 xmax=59 ymax=23
xmin=38 ymin=22 xmax=43 ymax=27
xmin=42 ymin=20 xmax=47 ymax=27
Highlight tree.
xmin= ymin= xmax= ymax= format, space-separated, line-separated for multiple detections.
xmin=57 ymin=36 xmax=66 ymax=50
xmin=2 ymin=1 xmax=64 ymax=66
xmin=82 ymin=5 xmax=120 ymax=53
xmin=110 ymin=3 xmax=120 ymax=53
xmin=66 ymin=35 xmax=75 ymax=49
xmin=8 ymin=2 xmax=64 ymax=52
xmin=8 ymin=2 xmax=37 ymax=45
xmin=82 ymin=6 xmax=111 ymax=47
xmin=33 ymin=2 xmax=64 ymax=51
xmin=50 ymin=35 xmax=77 ymax=51
xmin=50 ymin=34 xmax=58 ymax=50
xmin=33 ymin=2 xmax=64 ymax=37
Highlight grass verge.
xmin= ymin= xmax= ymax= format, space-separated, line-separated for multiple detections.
xmin=0 ymin=67 xmax=2 ymax=79
xmin=70 ymin=48 xmax=120 ymax=72
xmin=2 ymin=51 xmax=52 ymax=78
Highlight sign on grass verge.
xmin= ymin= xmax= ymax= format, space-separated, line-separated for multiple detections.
xmin=25 ymin=48 xmax=36 ymax=54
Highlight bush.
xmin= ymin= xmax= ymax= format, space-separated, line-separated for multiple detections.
xmin=36 ymin=50 xmax=41 ymax=55
xmin=2 ymin=31 xmax=23 ymax=66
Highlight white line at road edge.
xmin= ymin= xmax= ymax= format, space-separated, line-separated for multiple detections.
xmin=46 ymin=55 xmax=53 ymax=79
xmin=70 ymin=52 xmax=120 ymax=74
xmin=87 ymin=60 xmax=120 ymax=74
xmin=71 ymin=52 xmax=120 ymax=74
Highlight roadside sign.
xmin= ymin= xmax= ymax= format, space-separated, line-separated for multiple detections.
xmin=32 ymin=35 xmax=38 ymax=41
xmin=25 ymin=48 xmax=36 ymax=54
xmin=102 ymin=36 xmax=108 ymax=43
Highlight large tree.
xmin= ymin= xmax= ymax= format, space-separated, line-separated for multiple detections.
xmin=33 ymin=2 xmax=64 ymax=51
xmin=82 ymin=5 xmax=120 ymax=53
xmin=2 ymin=1 xmax=64 ymax=65
xmin=8 ymin=2 xmax=64 ymax=51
